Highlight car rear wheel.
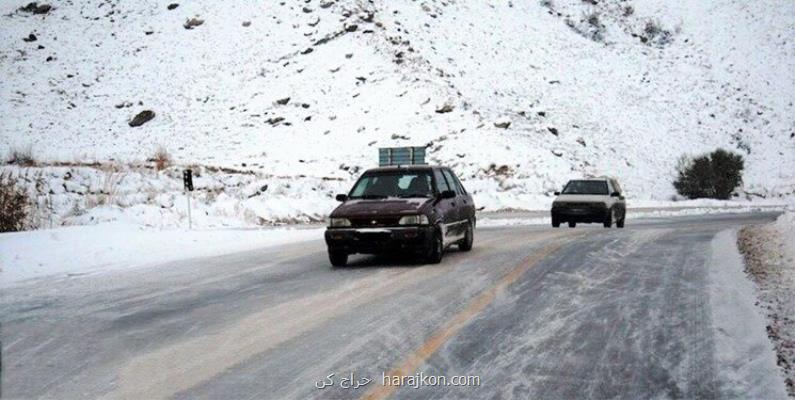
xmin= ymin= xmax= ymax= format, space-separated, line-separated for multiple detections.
xmin=328 ymin=250 xmax=348 ymax=267
xmin=568 ymin=221 xmax=576 ymax=228
xmin=552 ymin=216 xmax=560 ymax=228
xmin=459 ymin=221 xmax=474 ymax=251
xmin=427 ymin=229 xmax=444 ymax=264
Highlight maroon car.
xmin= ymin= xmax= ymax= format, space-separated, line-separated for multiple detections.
xmin=325 ymin=165 xmax=476 ymax=267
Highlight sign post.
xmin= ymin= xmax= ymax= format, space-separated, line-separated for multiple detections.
xmin=183 ymin=169 xmax=194 ymax=229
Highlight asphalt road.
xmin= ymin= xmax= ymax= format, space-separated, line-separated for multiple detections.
xmin=0 ymin=212 xmax=781 ymax=399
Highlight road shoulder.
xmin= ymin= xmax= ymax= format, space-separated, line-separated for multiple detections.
xmin=737 ymin=211 xmax=795 ymax=397
xmin=709 ymin=229 xmax=789 ymax=399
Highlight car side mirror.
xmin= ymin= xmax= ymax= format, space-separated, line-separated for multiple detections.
xmin=439 ymin=190 xmax=456 ymax=199
xmin=335 ymin=194 xmax=348 ymax=202
xmin=610 ymin=192 xmax=620 ymax=197
xmin=554 ymin=191 xmax=561 ymax=196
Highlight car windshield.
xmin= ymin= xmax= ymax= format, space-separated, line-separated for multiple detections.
xmin=349 ymin=171 xmax=434 ymax=199
xmin=562 ymin=180 xmax=609 ymax=195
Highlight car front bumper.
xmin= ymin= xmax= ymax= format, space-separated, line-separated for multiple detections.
xmin=551 ymin=205 xmax=609 ymax=223
xmin=325 ymin=226 xmax=435 ymax=255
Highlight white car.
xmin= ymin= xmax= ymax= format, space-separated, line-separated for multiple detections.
xmin=551 ymin=177 xmax=626 ymax=228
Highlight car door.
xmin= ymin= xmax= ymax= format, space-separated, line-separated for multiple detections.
xmin=447 ymin=170 xmax=475 ymax=225
xmin=432 ymin=169 xmax=460 ymax=244
xmin=441 ymin=169 xmax=468 ymax=239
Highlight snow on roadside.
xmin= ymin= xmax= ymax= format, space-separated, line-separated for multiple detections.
xmin=737 ymin=210 xmax=795 ymax=396
xmin=0 ymin=223 xmax=324 ymax=288
xmin=629 ymin=206 xmax=785 ymax=219
xmin=477 ymin=206 xmax=787 ymax=227
xmin=7 ymin=164 xmax=790 ymax=230
xmin=774 ymin=211 xmax=795 ymax=265
xmin=477 ymin=217 xmax=549 ymax=227
xmin=708 ymin=229 xmax=788 ymax=399
xmin=3 ymin=164 xmax=345 ymax=229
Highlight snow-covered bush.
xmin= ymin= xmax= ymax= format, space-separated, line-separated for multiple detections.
xmin=622 ymin=5 xmax=634 ymax=17
xmin=0 ymin=172 xmax=30 ymax=232
xmin=674 ymin=149 xmax=745 ymax=200
xmin=642 ymin=19 xmax=672 ymax=46
xmin=565 ymin=11 xmax=605 ymax=42
xmin=586 ymin=12 xmax=601 ymax=28
xmin=5 ymin=145 xmax=37 ymax=167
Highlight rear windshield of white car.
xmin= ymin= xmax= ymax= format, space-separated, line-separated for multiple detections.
xmin=562 ymin=180 xmax=608 ymax=195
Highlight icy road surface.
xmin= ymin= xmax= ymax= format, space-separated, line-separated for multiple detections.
xmin=0 ymin=213 xmax=788 ymax=399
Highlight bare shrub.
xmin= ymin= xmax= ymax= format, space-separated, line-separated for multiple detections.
xmin=6 ymin=145 xmax=37 ymax=167
xmin=150 ymin=146 xmax=172 ymax=171
xmin=584 ymin=11 xmax=605 ymax=41
xmin=29 ymin=171 xmax=54 ymax=229
xmin=0 ymin=172 xmax=31 ymax=232
xmin=586 ymin=12 xmax=601 ymax=27
xmin=622 ymin=5 xmax=634 ymax=16
xmin=640 ymin=19 xmax=673 ymax=46
xmin=87 ymin=167 xmax=124 ymax=207
xmin=644 ymin=19 xmax=662 ymax=37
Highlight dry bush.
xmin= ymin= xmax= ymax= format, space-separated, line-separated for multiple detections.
xmin=6 ymin=145 xmax=37 ymax=167
xmin=623 ymin=5 xmax=634 ymax=16
xmin=644 ymin=19 xmax=662 ymax=37
xmin=151 ymin=146 xmax=172 ymax=171
xmin=0 ymin=172 xmax=31 ymax=232
xmin=586 ymin=11 xmax=601 ymax=27
xmin=87 ymin=167 xmax=125 ymax=207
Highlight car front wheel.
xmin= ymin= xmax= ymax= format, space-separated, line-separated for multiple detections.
xmin=427 ymin=229 xmax=444 ymax=264
xmin=328 ymin=250 xmax=348 ymax=267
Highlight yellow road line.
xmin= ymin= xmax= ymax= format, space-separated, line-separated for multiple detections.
xmin=361 ymin=238 xmax=574 ymax=400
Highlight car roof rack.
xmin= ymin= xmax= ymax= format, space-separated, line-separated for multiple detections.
xmin=378 ymin=146 xmax=427 ymax=167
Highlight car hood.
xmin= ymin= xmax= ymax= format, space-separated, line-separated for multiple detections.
xmin=331 ymin=197 xmax=432 ymax=217
xmin=554 ymin=194 xmax=609 ymax=203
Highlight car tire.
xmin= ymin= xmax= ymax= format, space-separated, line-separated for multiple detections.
xmin=568 ymin=221 xmax=576 ymax=228
xmin=603 ymin=209 xmax=613 ymax=228
xmin=328 ymin=251 xmax=348 ymax=267
xmin=427 ymin=229 xmax=444 ymax=264
xmin=552 ymin=216 xmax=560 ymax=228
xmin=459 ymin=221 xmax=474 ymax=251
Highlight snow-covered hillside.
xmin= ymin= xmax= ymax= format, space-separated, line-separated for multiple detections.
xmin=1 ymin=0 xmax=794 ymax=226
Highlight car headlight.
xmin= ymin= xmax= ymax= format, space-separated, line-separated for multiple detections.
xmin=328 ymin=217 xmax=351 ymax=227
xmin=398 ymin=215 xmax=429 ymax=225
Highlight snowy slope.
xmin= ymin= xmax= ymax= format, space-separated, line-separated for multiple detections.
xmin=1 ymin=0 xmax=794 ymax=224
